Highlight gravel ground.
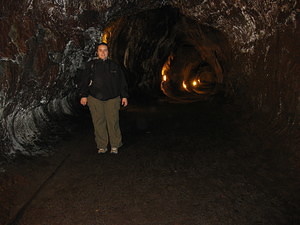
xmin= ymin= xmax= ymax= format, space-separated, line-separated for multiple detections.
xmin=1 ymin=100 xmax=299 ymax=225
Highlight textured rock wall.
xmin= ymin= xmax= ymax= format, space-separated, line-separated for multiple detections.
xmin=0 ymin=0 xmax=86 ymax=157
xmin=172 ymin=0 xmax=299 ymax=129
xmin=0 ymin=0 xmax=165 ymax=158
xmin=0 ymin=0 xmax=299 ymax=159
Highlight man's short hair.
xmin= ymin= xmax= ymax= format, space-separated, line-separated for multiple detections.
xmin=97 ymin=42 xmax=108 ymax=47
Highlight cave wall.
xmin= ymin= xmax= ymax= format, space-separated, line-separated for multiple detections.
xmin=0 ymin=0 xmax=299 ymax=159
xmin=107 ymin=7 xmax=180 ymax=98
xmin=173 ymin=1 xmax=299 ymax=132
xmin=106 ymin=12 xmax=232 ymax=100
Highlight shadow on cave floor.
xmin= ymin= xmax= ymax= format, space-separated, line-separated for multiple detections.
xmin=1 ymin=99 xmax=300 ymax=225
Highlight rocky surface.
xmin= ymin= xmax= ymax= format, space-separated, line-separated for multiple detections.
xmin=0 ymin=101 xmax=299 ymax=225
xmin=0 ymin=0 xmax=299 ymax=158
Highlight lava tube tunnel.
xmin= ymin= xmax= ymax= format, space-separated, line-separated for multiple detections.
xmin=0 ymin=1 xmax=299 ymax=224
xmin=102 ymin=8 xmax=231 ymax=102
xmin=0 ymin=0 xmax=298 ymax=165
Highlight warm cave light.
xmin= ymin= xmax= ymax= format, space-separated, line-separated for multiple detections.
xmin=101 ymin=26 xmax=114 ymax=43
xmin=182 ymin=81 xmax=188 ymax=90
xmin=101 ymin=32 xmax=109 ymax=43
xmin=161 ymin=54 xmax=173 ymax=76
xmin=160 ymin=54 xmax=173 ymax=95
xmin=161 ymin=65 xmax=167 ymax=76
xmin=161 ymin=54 xmax=173 ymax=84
xmin=192 ymin=80 xmax=198 ymax=86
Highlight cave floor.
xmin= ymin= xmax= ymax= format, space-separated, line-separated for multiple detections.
xmin=1 ymin=99 xmax=299 ymax=225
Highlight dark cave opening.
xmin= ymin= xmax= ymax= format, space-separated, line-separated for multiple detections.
xmin=101 ymin=6 xmax=231 ymax=102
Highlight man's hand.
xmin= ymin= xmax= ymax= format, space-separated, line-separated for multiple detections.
xmin=121 ymin=98 xmax=128 ymax=107
xmin=80 ymin=97 xmax=88 ymax=106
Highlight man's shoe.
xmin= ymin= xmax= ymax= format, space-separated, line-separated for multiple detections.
xmin=98 ymin=148 xmax=107 ymax=153
xmin=110 ymin=147 xmax=118 ymax=154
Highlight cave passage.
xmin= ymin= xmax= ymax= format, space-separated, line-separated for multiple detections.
xmin=102 ymin=6 xmax=230 ymax=102
xmin=2 ymin=101 xmax=299 ymax=225
xmin=0 ymin=1 xmax=299 ymax=225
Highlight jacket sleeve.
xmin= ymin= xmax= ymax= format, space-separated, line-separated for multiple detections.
xmin=78 ymin=61 xmax=93 ymax=98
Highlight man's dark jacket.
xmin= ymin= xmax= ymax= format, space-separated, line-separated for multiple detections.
xmin=79 ymin=58 xmax=129 ymax=101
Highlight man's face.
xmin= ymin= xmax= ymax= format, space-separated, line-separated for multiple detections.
xmin=97 ymin=44 xmax=108 ymax=60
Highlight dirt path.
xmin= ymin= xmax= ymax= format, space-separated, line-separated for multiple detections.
xmin=1 ymin=101 xmax=300 ymax=225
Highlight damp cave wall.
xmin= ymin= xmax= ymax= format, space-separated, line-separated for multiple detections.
xmin=0 ymin=0 xmax=299 ymax=159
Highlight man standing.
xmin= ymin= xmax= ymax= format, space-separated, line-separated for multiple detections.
xmin=79 ymin=42 xmax=128 ymax=154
